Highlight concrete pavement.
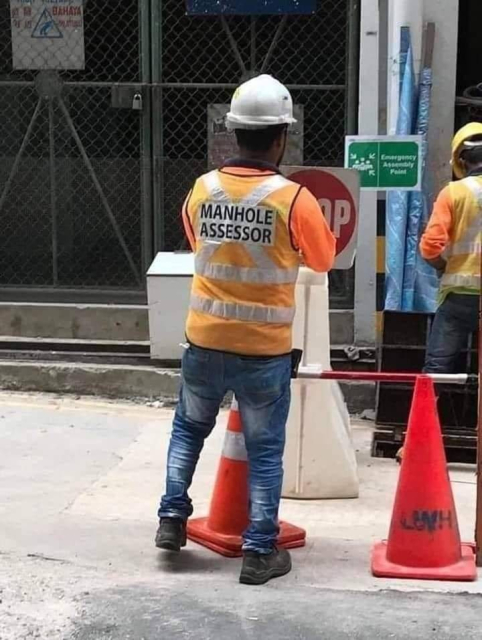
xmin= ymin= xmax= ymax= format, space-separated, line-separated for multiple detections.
xmin=0 ymin=391 xmax=480 ymax=639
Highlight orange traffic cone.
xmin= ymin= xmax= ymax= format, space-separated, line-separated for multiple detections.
xmin=371 ymin=376 xmax=476 ymax=581
xmin=187 ymin=397 xmax=306 ymax=557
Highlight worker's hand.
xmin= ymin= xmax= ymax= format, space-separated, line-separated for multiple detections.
xmin=426 ymin=256 xmax=447 ymax=273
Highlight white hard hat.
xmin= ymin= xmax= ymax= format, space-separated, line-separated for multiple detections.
xmin=226 ymin=74 xmax=296 ymax=130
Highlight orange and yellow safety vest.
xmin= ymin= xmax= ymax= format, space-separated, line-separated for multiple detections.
xmin=421 ymin=176 xmax=482 ymax=303
xmin=183 ymin=168 xmax=302 ymax=356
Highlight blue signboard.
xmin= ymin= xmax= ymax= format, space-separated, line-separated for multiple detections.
xmin=186 ymin=1 xmax=316 ymax=15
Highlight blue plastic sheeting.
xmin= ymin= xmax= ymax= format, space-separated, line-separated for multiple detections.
xmin=385 ymin=40 xmax=417 ymax=311
xmin=186 ymin=0 xmax=316 ymax=15
xmin=385 ymin=28 xmax=438 ymax=313
xmin=403 ymin=67 xmax=438 ymax=312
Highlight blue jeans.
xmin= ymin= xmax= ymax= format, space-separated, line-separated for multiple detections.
xmin=424 ymin=293 xmax=479 ymax=374
xmin=158 ymin=344 xmax=291 ymax=554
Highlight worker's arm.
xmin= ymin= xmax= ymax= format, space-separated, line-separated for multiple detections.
xmin=181 ymin=189 xmax=195 ymax=251
xmin=290 ymin=187 xmax=336 ymax=272
xmin=419 ymin=186 xmax=454 ymax=272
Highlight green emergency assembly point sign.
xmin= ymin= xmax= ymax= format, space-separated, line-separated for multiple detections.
xmin=345 ymin=135 xmax=422 ymax=191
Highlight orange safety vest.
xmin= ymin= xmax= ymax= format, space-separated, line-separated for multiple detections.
xmin=185 ymin=169 xmax=302 ymax=356
xmin=440 ymin=176 xmax=482 ymax=299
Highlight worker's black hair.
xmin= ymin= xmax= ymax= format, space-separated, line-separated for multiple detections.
xmin=235 ymin=124 xmax=288 ymax=153
xmin=461 ymin=145 xmax=482 ymax=169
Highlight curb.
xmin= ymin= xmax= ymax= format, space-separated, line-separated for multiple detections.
xmin=0 ymin=360 xmax=181 ymax=402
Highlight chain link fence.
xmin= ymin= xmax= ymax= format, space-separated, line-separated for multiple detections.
xmin=0 ymin=0 xmax=145 ymax=291
xmin=0 ymin=0 xmax=357 ymax=302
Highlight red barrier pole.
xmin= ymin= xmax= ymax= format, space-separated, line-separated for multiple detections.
xmin=296 ymin=368 xmax=472 ymax=385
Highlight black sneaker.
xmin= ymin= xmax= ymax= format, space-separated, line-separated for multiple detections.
xmin=155 ymin=518 xmax=187 ymax=552
xmin=239 ymin=548 xmax=292 ymax=585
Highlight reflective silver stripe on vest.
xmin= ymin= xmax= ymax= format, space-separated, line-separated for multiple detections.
xmin=441 ymin=273 xmax=480 ymax=288
xmin=191 ymin=294 xmax=295 ymax=324
xmin=465 ymin=176 xmax=482 ymax=204
xmin=195 ymin=241 xmax=299 ymax=284
xmin=241 ymin=174 xmax=293 ymax=205
xmin=203 ymin=170 xmax=229 ymax=202
xmin=195 ymin=258 xmax=299 ymax=284
xmin=448 ymin=178 xmax=482 ymax=257
xmin=223 ymin=430 xmax=247 ymax=462
xmin=202 ymin=171 xmax=292 ymax=208
xmin=449 ymin=242 xmax=481 ymax=256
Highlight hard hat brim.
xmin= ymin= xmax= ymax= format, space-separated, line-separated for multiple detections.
xmin=226 ymin=115 xmax=297 ymax=131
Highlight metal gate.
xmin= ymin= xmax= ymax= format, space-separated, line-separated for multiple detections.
xmin=152 ymin=0 xmax=359 ymax=308
xmin=0 ymin=0 xmax=358 ymax=305
xmin=0 ymin=0 xmax=152 ymax=298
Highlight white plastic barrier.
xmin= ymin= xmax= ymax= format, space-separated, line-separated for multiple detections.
xmin=283 ymin=268 xmax=359 ymax=499
xmin=292 ymin=268 xmax=331 ymax=366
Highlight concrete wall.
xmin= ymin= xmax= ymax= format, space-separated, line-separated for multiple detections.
xmin=354 ymin=0 xmax=379 ymax=346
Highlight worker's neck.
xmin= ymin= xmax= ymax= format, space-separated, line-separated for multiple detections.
xmin=238 ymin=149 xmax=279 ymax=167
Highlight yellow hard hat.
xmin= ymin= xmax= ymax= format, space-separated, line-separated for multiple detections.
xmin=451 ymin=122 xmax=482 ymax=178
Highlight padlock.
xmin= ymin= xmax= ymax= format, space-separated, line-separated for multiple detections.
xmin=132 ymin=92 xmax=143 ymax=111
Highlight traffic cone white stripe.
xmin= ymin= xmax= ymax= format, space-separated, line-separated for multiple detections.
xmin=222 ymin=431 xmax=248 ymax=462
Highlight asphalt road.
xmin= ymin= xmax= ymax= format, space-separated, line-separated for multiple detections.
xmin=2 ymin=550 xmax=481 ymax=640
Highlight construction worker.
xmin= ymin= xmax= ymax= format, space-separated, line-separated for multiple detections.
xmin=396 ymin=123 xmax=482 ymax=464
xmin=155 ymin=74 xmax=335 ymax=585
xmin=420 ymin=122 xmax=482 ymax=374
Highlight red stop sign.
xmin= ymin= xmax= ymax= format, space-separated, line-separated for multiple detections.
xmin=289 ymin=169 xmax=357 ymax=256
